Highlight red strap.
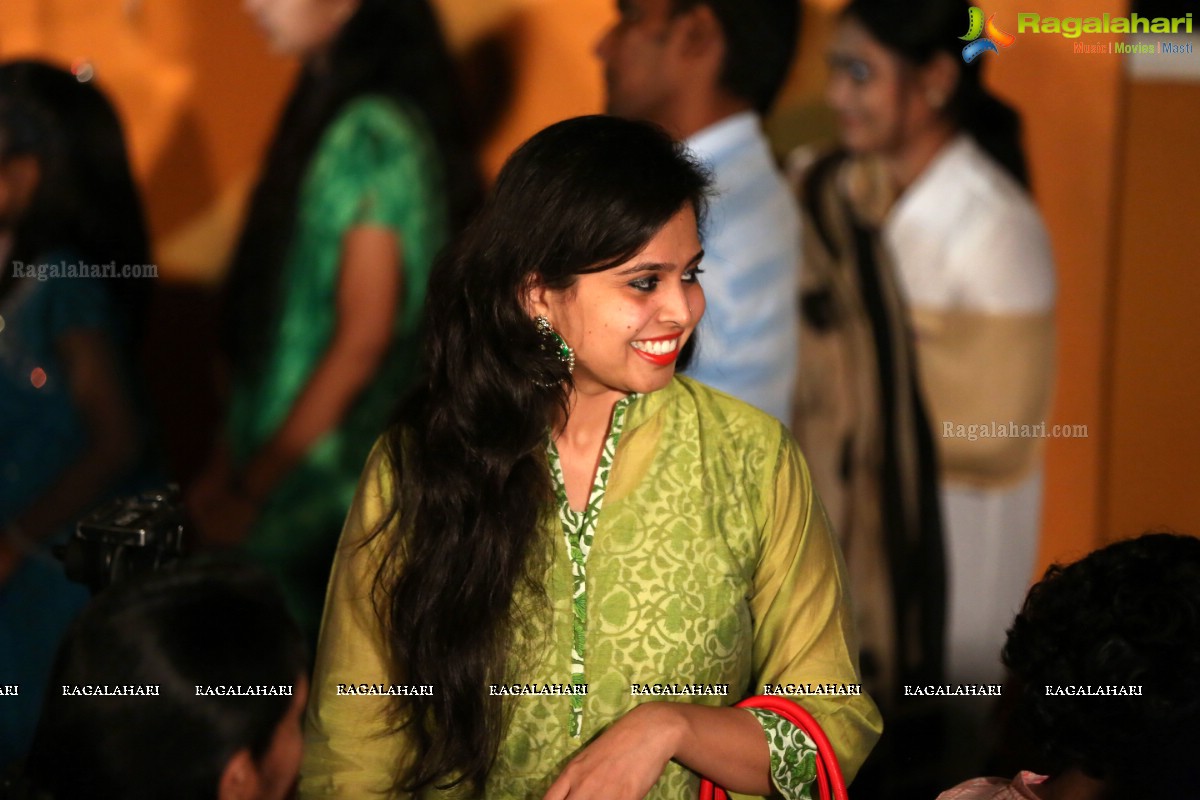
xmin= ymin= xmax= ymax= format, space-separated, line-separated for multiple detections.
xmin=697 ymin=696 xmax=848 ymax=800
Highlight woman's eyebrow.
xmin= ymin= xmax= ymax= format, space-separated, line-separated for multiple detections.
xmin=616 ymin=249 xmax=705 ymax=275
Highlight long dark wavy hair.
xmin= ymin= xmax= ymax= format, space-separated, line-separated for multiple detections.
xmin=221 ymin=0 xmax=481 ymax=376
xmin=370 ymin=115 xmax=710 ymax=793
xmin=844 ymin=0 xmax=1031 ymax=188
xmin=0 ymin=60 xmax=151 ymax=332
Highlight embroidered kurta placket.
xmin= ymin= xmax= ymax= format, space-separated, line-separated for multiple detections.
xmin=545 ymin=394 xmax=635 ymax=738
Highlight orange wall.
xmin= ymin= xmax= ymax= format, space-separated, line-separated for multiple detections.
xmin=441 ymin=0 xmax=616 ymax=178
xmin=1105 ymin=80 xmax=1200 ymax=541
xmin=0 ymin=0 xmax=296 ymax=282
xmin=981 ymin=4 xmax=1200 ymax=567
xmin=983 ymin=0 xmax=1128 ymax=573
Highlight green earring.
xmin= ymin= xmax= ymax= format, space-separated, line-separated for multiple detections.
xmin=536 ymin=315 xmax=575 ymax=375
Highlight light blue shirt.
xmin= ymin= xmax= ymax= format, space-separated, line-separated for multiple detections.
xmin=683 ymin=111 xmax=800 ymax=425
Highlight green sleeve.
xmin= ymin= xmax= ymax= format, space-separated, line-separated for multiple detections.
xmin=301 ymin=94 xmax=447 ymax=329
xmin=748 ymin=429 xmax=884 ymax=784
xmin=299 ymin=441 xmax=413 ymax=797
xmin=745 ymin=707 xmax=819 ymax=800
xmin=313 ymin=95 xmax=444 ymax=235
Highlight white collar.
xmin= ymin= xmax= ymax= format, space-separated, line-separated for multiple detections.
xmin=887 ymin=133 xmax=976 ymax=226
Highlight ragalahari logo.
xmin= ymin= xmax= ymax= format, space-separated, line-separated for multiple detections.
xmin=960 ymin=7 xmax=1016 ymax=62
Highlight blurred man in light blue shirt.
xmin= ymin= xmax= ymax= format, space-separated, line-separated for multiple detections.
xmin=596 ymin=0 xmax=801 ymax=423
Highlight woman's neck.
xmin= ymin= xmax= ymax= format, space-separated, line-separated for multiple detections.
xmin=885 ymin=120 xmax=957 ymax=194
xmin=551 ymin=386 xmax=627 ymax=511
xmin=554 ymin=386 xmax=626 ymax=451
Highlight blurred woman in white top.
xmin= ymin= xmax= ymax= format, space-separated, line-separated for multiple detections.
xmin=824 ymin=0 xmax=1055 ymax=689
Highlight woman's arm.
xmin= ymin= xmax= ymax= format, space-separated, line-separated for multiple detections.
xmin=299 ymin=442 xmax=409 ymax=798
xmin=746 ymin=430 xmax=883 ymax=786
xmin=238 ymin=226 xmax=402 ymax=501
xmin=194 ymin=227 xmax=401 ymax=544
xmin=542 ymin=702 xmax=772 ymax=800
xmin=915 ymin=202 xmax=1056 ymax=486
xmin=12 ymin=328 xmax=140 ymax=540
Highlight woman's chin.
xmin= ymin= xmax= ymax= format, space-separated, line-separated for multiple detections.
xmin=632 ymin=369 xmax=677 ymax=395
xmin=839 ymin=134 xmax=872 ymax=155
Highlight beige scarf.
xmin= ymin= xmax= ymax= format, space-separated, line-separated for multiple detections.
xmin=789 ymin=150 xmax=945 ymax=706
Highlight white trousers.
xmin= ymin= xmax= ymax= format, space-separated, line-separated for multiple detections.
xmin=942 ymin=468 xmax=1044 ymax=686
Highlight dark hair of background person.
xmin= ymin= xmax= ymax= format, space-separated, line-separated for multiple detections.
xmin=1001 ymin=532 xmax=1200 ymax=799
xmin=842 ymin=0 xmax=1030 ymax=188
xmin=21 ymin=560 xmax=307 ymax=800
xmin=670 ymin=0 xmax=801 ymax=116
xmin=369 ymin=115 xmax=710 ymax=794
xmin=221 ymin=0 xmax=482 ymax=378
xmin=0 ymin=60 xmax=152 ymax=337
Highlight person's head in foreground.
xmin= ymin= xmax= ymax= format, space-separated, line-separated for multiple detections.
xmin=945 ymin=532 xmax=1200 ymax=799
xmin=22 ymin=561 xmax=308 ymax=800
xmin=595 ymin=0 xmax=799 ymax=134
xmin=374 ymin=114 xmax=710 ymax=792
xmin=827 ymin=0 xmax=1028 ymax=187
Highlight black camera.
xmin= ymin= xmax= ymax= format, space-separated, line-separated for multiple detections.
xmin=57 ymin=486 xmax=192 ymax=594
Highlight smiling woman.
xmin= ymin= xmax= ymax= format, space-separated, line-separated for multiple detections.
xmin=299 ymin=115 xmax=881 ymax=800
xmin=526 ymin=206 xmax=706 ymax=404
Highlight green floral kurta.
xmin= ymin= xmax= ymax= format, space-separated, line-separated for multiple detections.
xmin=301 ymin=377 xmax=882 ymax=798
xmin=227 ymin=96 xmax=447 ymax=641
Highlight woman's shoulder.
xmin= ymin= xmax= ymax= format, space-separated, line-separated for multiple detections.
xmin=658 ymin=378 xmax=814 ymax=531
xmin=893 ymin=136 xmax=1053 ymax=310
xmin=325 ymin=94 xmax=432 ymax=150
xmin=945 ymin=136 xmax=1043 ymax=228
xmin=17 ymin=250 xmax=118 ymax=335
xmin=666 ymin=376 xmax=790 ymax=449
xmin=786 ymin=146 xmax=897 ymax=231
xmin=333 ymin=95 xmax=432 ymax=140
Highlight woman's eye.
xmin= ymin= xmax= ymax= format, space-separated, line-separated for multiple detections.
xmin=629 ymin=276 xmax=658 ymax=292
xmin=829 ymin=55 xmax=872 ymax=85
xmin=682 ymin=266 xmax=704 ymax=283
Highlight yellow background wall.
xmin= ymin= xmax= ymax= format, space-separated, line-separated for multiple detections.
xmin=3 ymin=0 xmax=1196 ymax=575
